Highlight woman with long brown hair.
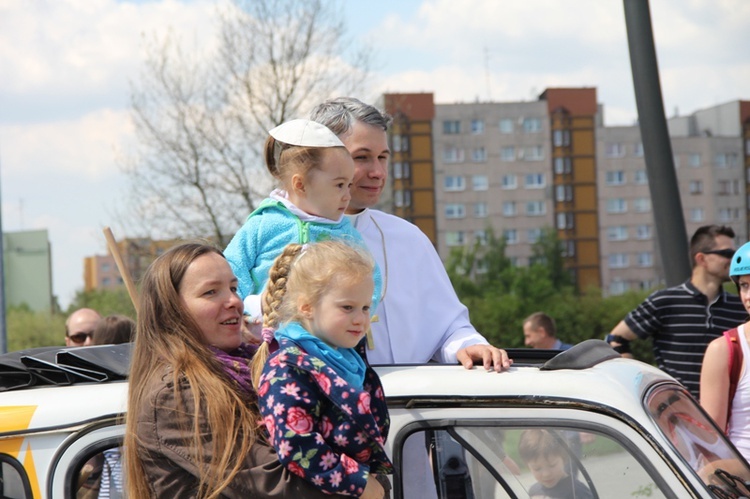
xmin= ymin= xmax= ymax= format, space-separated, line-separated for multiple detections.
xmin=124 ymin=242 xmax=341 ymax=498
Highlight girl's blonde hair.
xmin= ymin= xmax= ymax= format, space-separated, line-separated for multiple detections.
xmin=125 ymin=243 xmax=260 ymax=499
xmin=263 ymin=134 xmax=346 ymax=186
xmin=251 ymin=240 xmax=375 ymax=386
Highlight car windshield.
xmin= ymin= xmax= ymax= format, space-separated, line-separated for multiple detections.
xmin=646 ymin=384 xmax=750 ymax=497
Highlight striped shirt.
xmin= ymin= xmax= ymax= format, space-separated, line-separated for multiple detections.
xmin=625 ymin=280 xmax=747 ymax=399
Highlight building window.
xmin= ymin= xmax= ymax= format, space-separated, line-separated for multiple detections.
xmin=555 ymin=184 xmax=573 ymax=202
xmin=499 ymin=118 xmax=514 ymax=133
xmin=688 ymin=153 xmax=701 ymax=167
xmin=102 ymin=277 xmax=111 ymax=286
xmin=690 ymin=208 xmax=705 ymax=222
xmin=522 ymin=118 xmax=543 ymax=133
xmin=101 ymin=262 xmax=111 ymax=272
xmin=689 ymin=180 xmax=703 ymax=194
xmin=562 ymin=240 xmax=575 ymax=257
xmin=443 ymin=147 xmax=464 ymax=163
xmin=503 ymin=229 xmax=518 ymax=244
xmin=472 ymin=175 xmax=488 ymax=191
xmin=610 ymin=279 xmax=628 ymax=295
xmin=634 ymin=170 xmax=648 ymax=184
xmin=502 ymin=201 xmax=517 ymax=217
xmin=501 ymin=146 xmax=516 ymax=161
xmin=445 ymin=204 xmax=466 ymax=219
xmin=605 ymin=143 xmax=626 ymax=158
xmin=444 ymin=175 xmax=465 ymax=191
xmin=527 ymin=228 xmax=542 ymax=244
xmin=446 ymin=231 xmax=465 ymax=246
xmin=556 ymin=212 xmax=574 ymax=229
xmin=392 ymin=135 xmax=409 ymax=152
xmin=607 ymin=226 xmax=628 ymax=241
xmin=474 ymin=203 xmax=488 ymax=218
xmin=715 ymin=152 xmax=740 ymax=168
xmin=633 ymin=198 xmax=651 ymax=213
xmin=554 ymin=157 xmax=572 ymax=174
xmin=474 ymin=230 xmax=487 ymax=245
xmin=718 ymin=179 xmax=741 ymax=195
xmin=394 ymin=189 xmax=411 ymax=207
xmin=521 ymin=145 xmax=544 ymax=161
xmin=636 ymin=225 xmax=651 ymax=240
xmin=524 ymin=173 xmax=545 ymax=189
xmin=526 ymin=201 xmax=546 ymax=216
xmin=553 ymin=130 xmax=570 ymax=147
xmin=608 ymin=253 xmax=629 ymax=269
xmin=471 ymin=119 xmax=485 ymax=134
xmin=501 ymin=174 xmax=517 ymax=189
xmin=637 ymin=252 xmax=653 ymax=267
xmin=471 ymin=147 xmax=487 ymax=162
xmin=393 ymin=162 xmax=411 ymax=180
xmin=605 ymin=171 xmax=626 ymax=186
xmin=443 ymin=120 xmax=460 ymax=134
xmin=634 ymin=142 xmax=644 ymax=157
xmin=606 ymin=199 xmax=627 ymax=213
xmin=718 ymin=208 xmax=739 ymax=222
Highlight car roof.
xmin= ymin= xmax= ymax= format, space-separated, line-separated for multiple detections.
xmin=1 ymin=340 xmax=675 ymax=435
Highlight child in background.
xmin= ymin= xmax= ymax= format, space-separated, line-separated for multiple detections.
xmin=224 ymin=119 xmax=381 ymax=325
xmin=518 ymin=429 xmax=592 ymax=499
xmin=252 ymin=240 xmax=392 ymax=498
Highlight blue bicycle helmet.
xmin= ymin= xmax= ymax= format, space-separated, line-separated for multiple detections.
xmin=730 ymin=241 xmax=750 ymax=283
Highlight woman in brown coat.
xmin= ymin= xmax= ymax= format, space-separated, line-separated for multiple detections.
xmin=124 ymin=242 xmax=344 ymax=498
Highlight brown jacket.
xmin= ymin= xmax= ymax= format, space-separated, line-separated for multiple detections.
xmin=134 ymin=368 xmax=345 ymax=498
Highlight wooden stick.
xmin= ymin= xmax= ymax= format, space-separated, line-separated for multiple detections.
xmin=103 ymin=227 xmax=139 ymax=312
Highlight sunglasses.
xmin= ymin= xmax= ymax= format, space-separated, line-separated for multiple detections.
xmin=68 ymin=331 xmax=94 ymax=344
xmin=702 ymin=248 xmax=735 ymax=259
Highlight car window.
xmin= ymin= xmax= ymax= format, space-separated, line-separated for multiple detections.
xmin=0 ymin=454 xmax=32 ymax=499
xmin=646 ymin=384 xmax=750 ymax=497
xmin=400 ymin=426 xmax=672 ymax=499
xmin=71 ymin=446 xmax=124 ymax=499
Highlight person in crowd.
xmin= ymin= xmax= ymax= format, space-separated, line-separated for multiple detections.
xmin=701 ymin=241 xmax=750 ymax=461
xmin=607 ymin=225 xmax=746 ymax=399
xmin=224 ymin=118 xmax=381 ymax=326
xmin=65 ymin=308 xmax=101 ymax=347
xmin=518 ymin=429 xmax=593 ymax=499
xmin=254 ymin=240 xmax=391 ymax=498
xmin=523 ymin=312 xmax=572 ymax=350
xmin=124 ymin=242 xmax=345 ymax=498
xmin=92 ymin=314 xmax=135 ymax=345
xmin=309 ymin=97 xmax=512 ymax=499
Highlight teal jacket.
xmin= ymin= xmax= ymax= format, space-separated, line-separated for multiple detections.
xmin=224 ymin=198 xmax=382 ymax=310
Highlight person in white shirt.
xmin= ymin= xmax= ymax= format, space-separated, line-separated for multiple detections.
xmin=309 ymin=97 xmax=510 ymax=370
xmin=310 ymin=97 xmax=511 ymax=499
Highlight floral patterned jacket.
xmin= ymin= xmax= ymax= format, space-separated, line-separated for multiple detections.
xmin=257 ymin=337 xmax=393 ymax=497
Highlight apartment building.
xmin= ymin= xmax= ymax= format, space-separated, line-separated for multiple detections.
xmin=383 ymin=89 xmax=750 ymax=295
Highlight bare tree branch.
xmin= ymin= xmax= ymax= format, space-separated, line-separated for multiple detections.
xmin=120 ymin=0 xmax=371 ymax=245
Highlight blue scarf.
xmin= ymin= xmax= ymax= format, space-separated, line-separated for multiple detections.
xmin=275 ymin=321 xmax=366 ymax=389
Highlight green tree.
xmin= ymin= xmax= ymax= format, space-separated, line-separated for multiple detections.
xmin=7 ymin=304 xmax=66 ymax=351
xmin=67 ymin=289 xmax=137 ymax=319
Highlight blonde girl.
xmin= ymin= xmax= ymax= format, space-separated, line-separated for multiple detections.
xmin=252 ymin=240 xmax=392 ymax=499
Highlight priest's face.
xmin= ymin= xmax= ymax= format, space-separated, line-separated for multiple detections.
xmin=338 ymin=120 xmax=390 ymax=214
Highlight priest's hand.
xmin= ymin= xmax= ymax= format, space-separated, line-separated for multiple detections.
xmin=457 ymin=344 xmax=512 ymax=372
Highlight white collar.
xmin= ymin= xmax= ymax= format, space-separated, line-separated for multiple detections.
xmin=270 ymin=189 xmax=343 ymax=224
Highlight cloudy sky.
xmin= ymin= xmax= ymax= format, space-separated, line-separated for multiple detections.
xmin=1 ymin=0 xmax=748 ymax=310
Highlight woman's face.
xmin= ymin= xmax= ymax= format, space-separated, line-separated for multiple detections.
xmin=179 ymin=252 xmax=244 ymax=352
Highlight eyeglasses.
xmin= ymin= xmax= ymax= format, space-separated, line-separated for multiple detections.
xmin=702 ymin=248 xmax=735 ymax=259
xmin=68 ymin=331 xmax=94 ymax=344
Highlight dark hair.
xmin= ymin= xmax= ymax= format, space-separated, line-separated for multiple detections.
xmin=689 ymin=225 xmax=736 ymax=266
xmin=92 ymin=314 xmax=135 ymax=345
xmin=523 ymin=312 xmax=556 ymax=338
xmin=309 ymin=97 xmax=392 ymax=136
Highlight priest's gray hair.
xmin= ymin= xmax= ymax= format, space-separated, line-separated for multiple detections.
xmin=310 ymin=97 xmax=392 ymax=137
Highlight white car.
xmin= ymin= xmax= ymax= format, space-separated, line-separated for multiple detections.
xmin=1 ymin=340 xmax=749 ymax=498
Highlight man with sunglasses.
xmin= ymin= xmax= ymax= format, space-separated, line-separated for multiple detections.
xmin=607 ymin=225 xmax=746 ymax=399
xmin=65 ymin=308 xmax=101 ymax=347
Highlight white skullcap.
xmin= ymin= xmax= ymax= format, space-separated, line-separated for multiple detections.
xmin=269 ymin=119 xmax=344 ymax=148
